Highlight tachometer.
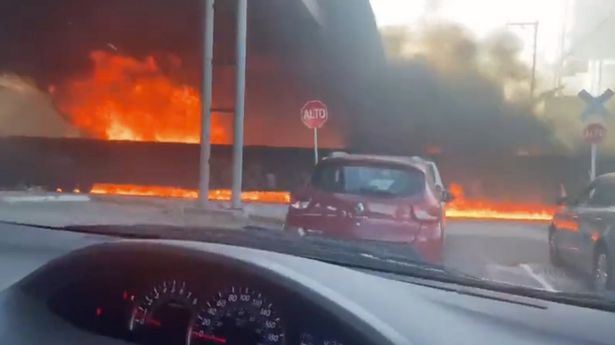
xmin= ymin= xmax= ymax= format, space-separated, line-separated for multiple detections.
xmin=129 ymin=280 xmax=198 ymax=345
xmin=189 ymin=287 xmax=285 ymax=345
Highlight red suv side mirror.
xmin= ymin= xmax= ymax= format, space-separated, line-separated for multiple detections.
xmin=441 ymin=190 xmax=454 ymax=203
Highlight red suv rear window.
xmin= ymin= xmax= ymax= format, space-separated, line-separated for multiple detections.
xmin=311 ymin=161 xmax=425 ymax=197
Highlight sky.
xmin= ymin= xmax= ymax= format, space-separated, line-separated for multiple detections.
xmin=370 ymin=0 xmax=573 ymax=74
xmin=370 ymin=0 xmax=615 ymax=97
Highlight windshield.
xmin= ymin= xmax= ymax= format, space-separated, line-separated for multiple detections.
xmin=2 ymin=0 xmax=615 ymax=310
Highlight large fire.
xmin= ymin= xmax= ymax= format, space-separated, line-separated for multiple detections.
xmin=445 ymin=183 xmax=555 ymax=221
xmin=56 ymin=51 xmax=229 ymax=144
xmin=90 ymin=184 xmax=291 ymax=204
xmin=50 ymin=52 xmax=555 ymax=221
xmin=89 ymin=182 xmax=554 ymax=221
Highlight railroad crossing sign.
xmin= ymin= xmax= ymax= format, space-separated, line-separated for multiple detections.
xmin=578 ymin=89 xmax=614 ymax=120
xmin=583 ymin=123 xmax=607 ymax=144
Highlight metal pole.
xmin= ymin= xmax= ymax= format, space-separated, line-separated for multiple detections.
xmin=199 ymin=0 xmax=215 ymax=207
xmin=555 ymin=2 xmax=569 ymax=93
xmin=598 ymin=60 xmax=604 ymax=91
xmin=591 ymin=143 xmax=597 ymax=180
xmin=530 ymin=21 xmax=539 ymax=99
xmin=507 ymin=21 xmax=539 ymax=98
xmin=313 ymin=128 xmax=319 ymax=164
xmin=231 ymin=0 xmax=247 ymax=209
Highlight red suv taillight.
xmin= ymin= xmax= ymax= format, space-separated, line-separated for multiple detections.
xmin=412 ymin=205 xmax=440 ymax=223
xmin=289 ymin=194 xmax=310 ymax=210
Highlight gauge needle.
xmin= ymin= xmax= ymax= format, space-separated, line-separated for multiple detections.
xmin=191 ymin=331 xmax=228 ymax=344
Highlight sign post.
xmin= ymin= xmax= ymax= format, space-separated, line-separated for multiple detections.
xmin=313 ymin=127 xmax=319 ymax=163
xmin=301 ymin=100 xmax=328 ymax=164
xmin=579 ymin=89 xmax=613 ymax=180
xmin=583 ymin=123 xmax=607 ymax=179
xmin=591 ymin=143 xmax=597 ymax=181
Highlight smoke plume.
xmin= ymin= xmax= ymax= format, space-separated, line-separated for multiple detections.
xmin=350 ymin=23 xmax=551 ymax=155
xmin=0 ymin=74 xmax=78 ymax=138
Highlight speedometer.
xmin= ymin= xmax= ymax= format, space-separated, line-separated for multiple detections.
xmin=189 ymin=287 xmax=285 ymax=345
xmin=129 ymin=280 xmax=199 ymax=345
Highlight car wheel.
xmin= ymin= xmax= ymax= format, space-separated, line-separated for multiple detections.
xmin=283 ymin=223 xmax=305 ymax=237
xmin=592 ymin=246 xmax=613 ymax=292
xmin=548 ymin=228 xmax=562 ymax=267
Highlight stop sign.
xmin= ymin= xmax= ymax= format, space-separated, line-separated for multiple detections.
xmin=301 ymin=100 xmax=328 ymax=129
xmin=583 ymin=123 xmax=607 ymax=144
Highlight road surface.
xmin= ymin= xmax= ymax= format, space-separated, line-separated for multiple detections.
xmin=444 ymin=221 xmax=590 ymax=293
xmin=0 ymin=192 xmax=592 ymax=295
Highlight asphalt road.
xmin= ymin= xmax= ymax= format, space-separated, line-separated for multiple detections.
xmin=444 ymin=221 xmax=590 ymax=293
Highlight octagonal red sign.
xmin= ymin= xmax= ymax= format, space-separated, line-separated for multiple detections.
xmin=301 ymin=100 xmax=328 ymax=129
xmin=583 ymin=123 xmax=607 ymax=144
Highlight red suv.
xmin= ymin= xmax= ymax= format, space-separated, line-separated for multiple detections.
xmin=285 ymin=153 xmax=450 ymax=263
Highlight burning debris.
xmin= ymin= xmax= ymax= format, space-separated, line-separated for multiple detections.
xmin=90 ymin=184 xmax=291 ymax=204
xmin=55 ymin=51 xmax=230 ymax=144
xmin=88 ymin=182 xmax=554 ymax=222
xmin=445 ymin=183 xmax=554 ymax=221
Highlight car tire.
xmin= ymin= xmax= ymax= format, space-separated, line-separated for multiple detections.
xmin=592 ymin=246 xmax=613 ymax=292
xmin=548 ymin=228 xmax=562 ymax=267
xmin=283 ymin=224 xmax=305 ymax=237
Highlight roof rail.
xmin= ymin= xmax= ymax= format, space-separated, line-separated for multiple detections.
xmin=405 ymin=155 xmax=426 ymax=162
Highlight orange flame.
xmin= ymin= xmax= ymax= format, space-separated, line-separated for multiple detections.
xmin=56 ymin=51 xmax=229 ymax=144
xmin=445 ymin=183 xmax=554 ymax=221
xmin=90 ymin=182 xmax=554 ymax=221
xmin=90 ymin=184 xmax=291 ymax=204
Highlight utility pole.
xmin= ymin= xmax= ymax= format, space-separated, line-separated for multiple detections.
xmin=231 ymin=0 xmax=248 ymax=209
xmin=555 ymin=0 xmax=571 ymax=94
xmin=199 ymin=0 xmax=215 ymax=207
xmin=531 ymin=21 xmax=539 ymax=98
xmin=507 ymin=21 xmax=539 ymax=98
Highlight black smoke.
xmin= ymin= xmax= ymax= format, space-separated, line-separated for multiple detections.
xmin=349 ymin=23 xmax=552 ymax=156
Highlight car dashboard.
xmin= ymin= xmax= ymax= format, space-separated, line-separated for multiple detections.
xmin=10 ymin=242 xmax=366 ymax=345
xmin=1 ymin=239 xmax=615 ymax=345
